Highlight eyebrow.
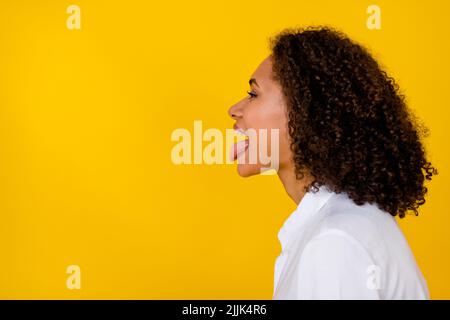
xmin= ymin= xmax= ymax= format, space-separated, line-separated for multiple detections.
xmin=248 ymin=78 xmax=260 ymax=88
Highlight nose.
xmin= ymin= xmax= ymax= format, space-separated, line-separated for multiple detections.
xmin=228 ymin=100 xmax=243 ymax=120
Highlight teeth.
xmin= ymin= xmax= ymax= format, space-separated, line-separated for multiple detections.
xmin=234 ymin=128 xmax=248 ymax=137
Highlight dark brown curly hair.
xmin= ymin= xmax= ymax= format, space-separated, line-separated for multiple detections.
xmin=269 ymin=26 xmax=437 ymax=218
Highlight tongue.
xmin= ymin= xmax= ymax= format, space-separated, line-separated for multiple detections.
xmin=229 ymin=139 xmax=249 ymax=162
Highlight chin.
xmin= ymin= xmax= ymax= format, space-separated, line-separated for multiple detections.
xmin=237 ymin=163 xmax=262 ymax=177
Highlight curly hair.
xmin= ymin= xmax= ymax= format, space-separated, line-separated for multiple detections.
xmin=269 ymin=26 xmax=437 ymax=218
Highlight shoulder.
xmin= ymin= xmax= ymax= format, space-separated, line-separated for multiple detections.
xmin=291 ymin=191 xmax=428 ymax=299
xmin=315 ymin=192 xmax=398 ymax=259
xmin=301 ymin=228 xmax=375 ymax=268
xmin=296 ymin=228 xmax=381 ymax=299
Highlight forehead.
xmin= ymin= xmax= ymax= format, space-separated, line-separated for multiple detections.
xmin=250 ymin=56 xmax=273 ymax=85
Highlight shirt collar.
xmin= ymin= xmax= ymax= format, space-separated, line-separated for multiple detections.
xmin=277 ymin=184 xmax=336 ymax=252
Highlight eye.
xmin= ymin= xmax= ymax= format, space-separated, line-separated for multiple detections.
xmin=246 ymin=90 xmax=257 ymax=99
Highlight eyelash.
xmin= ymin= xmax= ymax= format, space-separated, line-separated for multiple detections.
xmin=246 ymin=90 xmax=257 ymax=99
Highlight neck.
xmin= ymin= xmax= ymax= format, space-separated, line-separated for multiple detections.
xmin=277 ymin=164 xmax=312 ymax=205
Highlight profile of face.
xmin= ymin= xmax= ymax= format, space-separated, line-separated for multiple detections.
xmin=228 ymin=55 xmax=293 ymax=177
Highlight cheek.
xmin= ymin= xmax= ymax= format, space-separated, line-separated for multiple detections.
xmin=245 ymin=101 xmax=287 ymax=131
xmin=245 ymin=100 xmax=291 ymax=167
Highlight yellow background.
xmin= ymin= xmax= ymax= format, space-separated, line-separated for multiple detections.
xmin=0 ymin=0 xmax=449 ymax=299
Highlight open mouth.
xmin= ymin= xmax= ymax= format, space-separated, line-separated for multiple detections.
xmin=229 ymin=127 xmax=249 ymax=162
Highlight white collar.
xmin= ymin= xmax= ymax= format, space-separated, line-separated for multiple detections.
xmin=277 ymin=185 xmax=336 ymax=252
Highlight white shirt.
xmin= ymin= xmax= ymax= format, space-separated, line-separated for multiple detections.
xmin=272 ymin=185 xmax=429 ymax=299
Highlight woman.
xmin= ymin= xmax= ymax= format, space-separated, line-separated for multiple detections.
xmin=227 ymin=26 xmax=437 ymax=299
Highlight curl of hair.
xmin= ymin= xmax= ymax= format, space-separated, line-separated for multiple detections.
xmin=269 ymin=25 xmax=437 ymax=218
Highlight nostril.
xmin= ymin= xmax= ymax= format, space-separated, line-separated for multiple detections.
xmin=228 ymin=102 xmax=242 ymax=119
xmin=228 ymin=107 xmax=236 ymax=119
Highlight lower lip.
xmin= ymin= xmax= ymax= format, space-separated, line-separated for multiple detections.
xmin=229 ymin=139 xmax=249 ymax=162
